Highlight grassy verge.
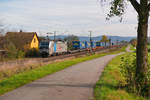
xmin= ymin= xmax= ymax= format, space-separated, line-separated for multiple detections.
xmin=0 ymin=47 xmax=126 ymax=95
xmin=130 ymin=44 xmax=136 ymax=51
xmin=94 ymin=53 xmax=146 ymax=100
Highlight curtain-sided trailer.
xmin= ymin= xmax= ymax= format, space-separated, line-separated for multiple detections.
xmin=72 ymin=41 xmax=97 ymax=50
xmin=72 ymin=41 xmax=86 ymax=50
xmin=39 ymin=41 xmax=68 ymax=57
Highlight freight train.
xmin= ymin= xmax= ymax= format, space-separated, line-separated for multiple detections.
xmin=39 ymin=40 xmax=120 ymax=57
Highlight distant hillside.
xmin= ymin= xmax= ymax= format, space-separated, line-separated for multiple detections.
xmin=79 ymin=36 xmax=135 ymax=42
xmin=48 ymin=35 xmax=135 ymax=42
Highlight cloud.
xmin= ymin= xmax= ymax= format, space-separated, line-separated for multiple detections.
xmin=0 ymin=0 xmax=148 ymax=36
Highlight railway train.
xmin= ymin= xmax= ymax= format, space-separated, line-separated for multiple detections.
xmin=39 ymin=40 xmax=120 ymax=57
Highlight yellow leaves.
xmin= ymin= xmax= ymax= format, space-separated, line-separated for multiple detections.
xmin=101 ymin=35 xmax=109 ymax=42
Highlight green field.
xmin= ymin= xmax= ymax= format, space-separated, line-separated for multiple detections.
xmin=94 ymin=52 xmax=148 ymax=100
xmin=0 ymin=47 xmax=126 ymax=95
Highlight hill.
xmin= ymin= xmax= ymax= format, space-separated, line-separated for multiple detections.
xmin=48 ymin=35 xmax=135 ymax=42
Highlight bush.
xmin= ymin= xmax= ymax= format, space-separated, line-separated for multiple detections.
xmin=120 ymin=54 xmax=150 ymax=97
xmin=5 ymin=42 xmax=25 ymax=59
xmin=17 ymin=50 xmax=25 ymax=58
xmin=6 ymin=43 xmax=18 ymax=58
xmin=120 ymin=54 xmax=136 ymax=92
xmin=25 ymin=48 xmax=40 ymax=57
xmin=130 ymin=39 xmax=137 ymax=47
xmin=0 ymin=51 xmax=7 ymax=61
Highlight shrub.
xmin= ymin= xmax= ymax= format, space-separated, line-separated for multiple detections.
xmin=0 ymin=51 xmax=7 ymax=61
xmin=5 ymin=42 xmax=25 ymax=59
xmin=6 ymin=42 xmax=18 ymax=58
xmin=120 ymin=54 xmax=136 ymax=92
xmin=25 ymin=48 xmax=40 ymax=57
xmin=130 ymin=39 xmax=137 ymax=47
xmin=120 ymin=54 xmax=150 ymax=97
xmin=17 ymin=50 xmax=25 ymax=58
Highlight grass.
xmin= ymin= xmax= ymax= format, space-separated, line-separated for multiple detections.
xmin=148 ymin=45 xmax=150 ymax=49
xmin=130 ymin=44 xmax=150 ymax=52
xmin=94 ymin=52 xmax=147 ymax=100
xmin=130 ymin=44 xmax=136 ymax=51
xmin=0 ymin=46 xmax=126 ymax=95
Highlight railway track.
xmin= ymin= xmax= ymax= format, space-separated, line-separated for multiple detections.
xmin=0 ymin=45 xmax=124 ymax=67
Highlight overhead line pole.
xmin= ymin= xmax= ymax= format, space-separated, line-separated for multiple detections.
xmin=47 ymin=31 xmax=57 ymax=42
xmin=54 ymin=31 xmax=56 ymax=42
xmin=89 ymin=31 xmax=92 ymax=52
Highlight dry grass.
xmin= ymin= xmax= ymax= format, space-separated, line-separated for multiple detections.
xmin=0 ymin=61 xmax=43 ymax=80
xmin=0 ymin=55 xmax=79 ymax=80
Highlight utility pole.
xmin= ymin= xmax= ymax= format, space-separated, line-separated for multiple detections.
xmin=54 ymin=31 xmax=56 ymax=41
xmin=47 ymin=31 xmax=57 ymax=42
xmin=89 ymin=31 xmax=92 ymax=43
xmin=46 ymin=33 xmax=50 ymax=41
xmin=117 ymin=39 xmax=119 ymax=45
xmin=88 ymin=31 xmax=92 ymax=52
xmin=109 ymin=38 xmax=111 ymax=46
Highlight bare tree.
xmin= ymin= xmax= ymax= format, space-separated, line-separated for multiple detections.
xmin=0 ymin=20 xmax=8 ymax=36
xmin=0 ymin=23 xmax=4 ymax=36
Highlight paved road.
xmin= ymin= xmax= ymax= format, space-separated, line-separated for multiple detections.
xmin=0 ymin=53 xmax=122 ymax=100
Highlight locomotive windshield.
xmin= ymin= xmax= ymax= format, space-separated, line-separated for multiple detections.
xmin=39 ymin=42 xmax=49 ymax=49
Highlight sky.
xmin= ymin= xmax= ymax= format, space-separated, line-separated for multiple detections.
xmin=0 ymin=0 xmax=149 ymax=37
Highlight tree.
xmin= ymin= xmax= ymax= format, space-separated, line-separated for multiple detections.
xmin=0 ymin=19 xmax=8 ymax=36
xmin=0 ymin=22 xmax=4 ymax=36
xmin=101 ymin=35 xmax=109 ymax=46
xmin=130 ymin=38 xmax=137 ymax=47
xmin=64 ymin=35 xmax=79 ymax=50
xmin=101 ymin=0 xmax=150 ymax=96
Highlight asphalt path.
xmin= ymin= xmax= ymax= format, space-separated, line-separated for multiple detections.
xmin=0 ymin=53 xmax=123 ymax=100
